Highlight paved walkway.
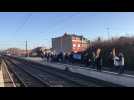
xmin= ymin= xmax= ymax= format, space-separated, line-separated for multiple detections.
xmin=22 ymin=57 xmax=134 ymax=87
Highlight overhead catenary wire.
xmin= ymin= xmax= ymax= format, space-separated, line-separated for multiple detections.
xmin=44 ymin=12 xmax=81 ymax=35
xmin=0 ymin=14 xmax=33 ymax=49
xmin=4 ymin=13 xmax=80 ymax=49
xmin=14 ymin=13 xmax=32 ymax=34
xmin=11 ymin=13 xmax=33 ymax=51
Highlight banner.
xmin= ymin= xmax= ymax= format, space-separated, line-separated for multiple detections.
xmin=73 ymin=53 xmax=81 ymax=60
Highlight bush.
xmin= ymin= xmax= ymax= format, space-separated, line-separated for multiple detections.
xmin=86 ymin=37 xmax=134 ymax=70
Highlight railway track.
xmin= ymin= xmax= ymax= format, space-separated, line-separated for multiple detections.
xmin=2 ymin=56 xmax=122 ymax=87
xmin=3 ymin=59 xmax=49 ymax=87
xmin=4 ymin=58 xmax=89 ymax=87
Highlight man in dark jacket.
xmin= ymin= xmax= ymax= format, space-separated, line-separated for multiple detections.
xmin=64 ymin=53 xmax=69 ymax=63
xmin=69 ymin=52 xmax=74 ymax=63
xmin=96 ymin=56 xmax=102 ymax=71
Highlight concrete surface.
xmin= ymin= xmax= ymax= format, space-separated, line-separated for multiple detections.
xmin=0 ymin=68 xmax=4 ymax=87
xmin=22 ymin=57 xmax=134 ymax=87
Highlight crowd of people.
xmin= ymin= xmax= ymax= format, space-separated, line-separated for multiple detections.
xmin=40 ymin=48 xmax=125 ymax=74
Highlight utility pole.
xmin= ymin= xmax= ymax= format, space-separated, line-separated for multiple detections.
xmin=26 ymin=40 xmax=28 ymax=57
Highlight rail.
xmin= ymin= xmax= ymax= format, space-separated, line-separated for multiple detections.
xmin=3 ymin=56 xmax=123 ymax=87
xmin=3 ymin=58 xmax=49 ymax=87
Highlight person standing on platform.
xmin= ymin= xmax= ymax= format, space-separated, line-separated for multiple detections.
xmin=46 ymin=53 xmax=50 ymax=62
xmin=91 ymin=46 xmax=96 ymax=68
xmin=92 ymin=51 xmax=96 ymax=68
xmin=118 ymin=52 xmax=125 ymax=74
xmin=113 ymin=55 xmax=120 ymax=71
xmin=96 ymin=48 xmax=103 ymax=72
xmin=64 ymin=53 xmax=69 ymax=63
xmin=112 ymin=48 xmax=120 ymax=71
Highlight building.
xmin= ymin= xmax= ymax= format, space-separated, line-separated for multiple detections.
xmin=5 ymin=48 xmax=31 ymax=56
xmin=31 ymin=47 xmax=52 ymax=56
xmin=52 ymin=33 xmax=90 ymax=54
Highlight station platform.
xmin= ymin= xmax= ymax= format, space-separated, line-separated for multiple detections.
xmin=0 ymin=66 xmax=4 ymax=87
xmin=22 ymin=57 xmax=134 ymax=87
